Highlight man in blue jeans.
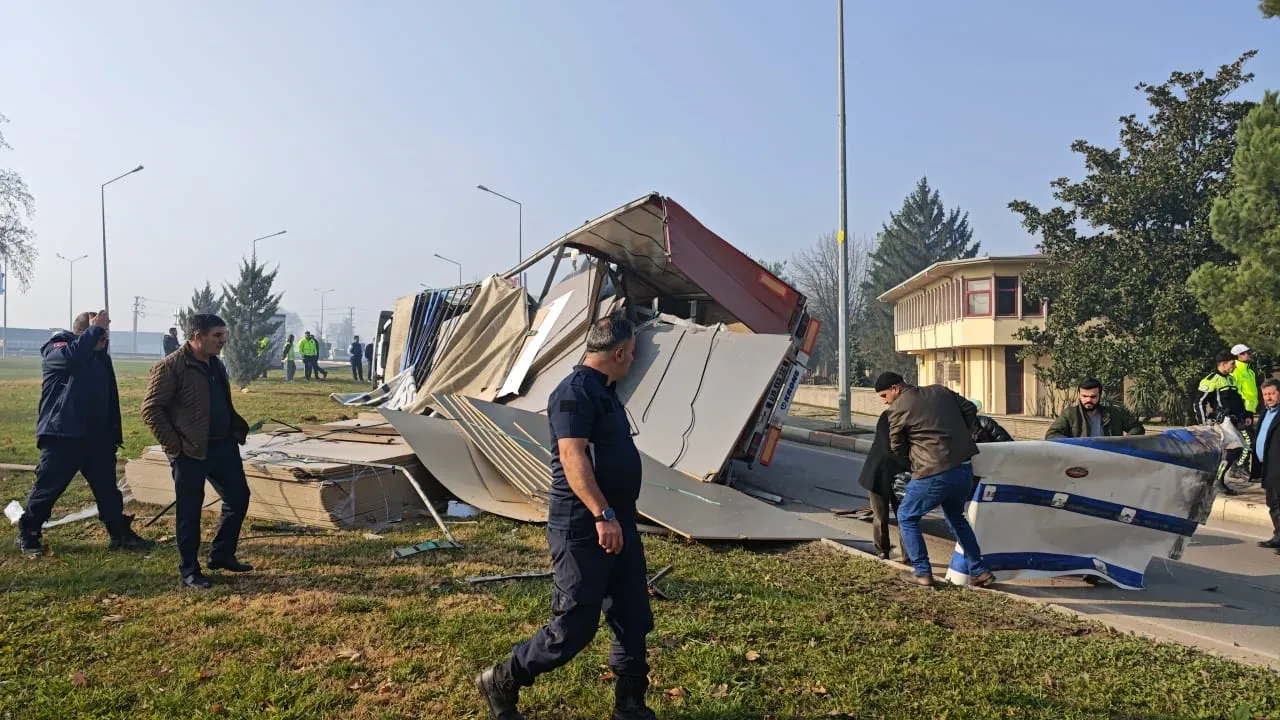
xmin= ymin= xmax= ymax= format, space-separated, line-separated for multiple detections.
xmin=877 ymin=372 xmax=994 ymax=588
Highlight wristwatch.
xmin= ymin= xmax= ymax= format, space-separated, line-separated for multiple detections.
xmin=594 ymin=507 xmax=616 ymax=523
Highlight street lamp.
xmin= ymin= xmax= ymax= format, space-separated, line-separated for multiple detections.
xmin=316 ymin=288 xmax=336 ymax=344
xmin=101 ymin=165 xmax=144 ymax=314
xmin=55 ymin=253 xmax=89 ymax=328
xmin=250 ymin=229 xmax=288 ymax=265
xmin=476 ymin=184 xmax=523 ymax=287
xmin=835 ymin=0 xmax=851 ymax=430
xmin=433 ymin=253 xmax=463 ymax=286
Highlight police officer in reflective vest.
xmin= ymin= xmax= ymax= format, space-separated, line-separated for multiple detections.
xmin=476 ymin=314 xmax=656 ymax=720
xmin=1199 ymin=350 xmax=1249 ymax=496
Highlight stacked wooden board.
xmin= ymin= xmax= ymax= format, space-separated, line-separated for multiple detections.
xmin=124 ymin=420 xmax=448 ymax=530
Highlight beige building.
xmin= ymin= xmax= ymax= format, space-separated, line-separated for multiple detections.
xmin=878 ymin=255 xmax=1055 ymax=417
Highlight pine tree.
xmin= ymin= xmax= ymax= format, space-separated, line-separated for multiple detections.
xmin=859 ymin=177 xmax=978 ymax=381
xmin=176 ymin=281 xmax=221 ymax=336
xmin=219 ymin=259 xmax=283 ymax=387
xmin=1189 ymin=91 xmax=1280 ymax=353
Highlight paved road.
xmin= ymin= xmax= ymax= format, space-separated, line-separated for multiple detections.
xmin=734 ymin=440 xmax=1280 ymax=669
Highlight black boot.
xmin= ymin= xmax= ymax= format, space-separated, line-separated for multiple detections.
xmin=1258 ymin=536 xmax=1280 ymax=549
xmin=1215 ymin=482 xmax=1239 ymax=497
xmin=612 ymin=675 xmax=658 ymax=720
xmin=474 ymin=660 xmax=525 ymax=720
xmin=106 ymin=515 xmax=155 ymax=551
xmin=15 ymin=514 xmax=43 ymax=556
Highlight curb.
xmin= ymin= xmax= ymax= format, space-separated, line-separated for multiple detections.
xmin=782 ymin=424 xmax=1275 ymax=533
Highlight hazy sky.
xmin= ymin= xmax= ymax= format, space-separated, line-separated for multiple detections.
xmin=1 ymin=1 xmax=1276 ymax=337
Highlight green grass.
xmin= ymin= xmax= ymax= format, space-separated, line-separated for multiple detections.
xmin=2 ymin=361 xmax=1279 ymax=719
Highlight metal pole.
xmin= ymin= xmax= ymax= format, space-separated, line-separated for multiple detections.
xmin=836 ymin=0 xmax=851 ymax=430
xmin=433 ymin=253 xmax=463 ymax=286
xmin=100 ymin=165 xmax=144 ymax=314
xmin=477 ymin=185 xmax=523 ymax=287
xmin=56 ymin=253 xmax=88 ymax=328
xmin=1 ymin=256 xmax=6 ymax=358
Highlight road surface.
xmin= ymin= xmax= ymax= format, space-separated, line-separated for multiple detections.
xmin=733 ymin=440 xmax=1280 ymax=669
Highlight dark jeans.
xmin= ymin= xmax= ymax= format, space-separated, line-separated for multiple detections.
xmin=1266 ymin=485 xmax=1280 ymax=539
xmin=350 ymin=358 xmax=363 ymax=382
xmin=171 ymin=439 xmax=250 ymax=577
xmin=509 ymin=523 xmax=653 ymax=686
xmin=302 ymin=356 xmax=327 ymax=380
xmin=25 ymin=438 xmax=124 ymax=529
xmin=897 ymin=463 xmax=988 ymax=578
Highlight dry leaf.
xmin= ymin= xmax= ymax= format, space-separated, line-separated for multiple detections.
xmin=599 ymin=670 xmax=616 ymax=682
xmin=809 ymin=638 xmax=818 ymax=648
xmin=661 ymin=636 xmax=679 ymax=649
xmin=335 ymin=647 xmax=363 ymax=662
xmin=1200 ymin=670 xmax=1211 ymax=681
xmin=665 ymin=686 xmax=687 ymax=699
xmin=196 ymin=669 xmax=215 ymax=683
xmin=817 ymin=611 xmax=830 ymax=623
xmin=376 ymin=679 xmax=396 ymax=695
xmin=812 ymin=684 xmax=829 ymax=696
xmin=362 ymin=533 xmax=383 ymax=540
xmin=745 ymin=650 xmax=761 ymax=662
xmin=210 ymin=703 xmax=225 ymax=715
xmin=70 ymin=672 xmax=88 ymax=687
xmin=710 ymin=683 xmax=729 ymax=698
xmin=347 ymin=677 xmax=368 ymax=692
xmin=154 ymin=667 xmax=171 ymax=678
xmin=1040 ymin=673 xmax=1055 ymax=688
xmin=102 ymin=615 xmax=125 ymax=624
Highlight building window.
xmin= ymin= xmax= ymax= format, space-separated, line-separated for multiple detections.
xmin=996 ymin=277 xmax=1019 ymax=317
xmin=1022 ymin=286 xmax=1044 ymax=316
xmin=965 ymin=278 xmax=991 ymax=316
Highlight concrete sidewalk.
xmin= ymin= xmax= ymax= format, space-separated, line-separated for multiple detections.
xmin=780 ymin=415 xmax=1276 ymax=533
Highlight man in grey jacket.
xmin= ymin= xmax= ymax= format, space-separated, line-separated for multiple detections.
xmin=878 ymin=371 xmax=994 ymax=587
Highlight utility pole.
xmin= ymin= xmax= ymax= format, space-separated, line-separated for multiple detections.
xmin=56 ymin=253 xmax=89 ymax=328
xmin=1 ymin=257 xmax=7 ymax=358
xmin=316 ymin=288 xmax=335 ymax=354
xmin=835 ymin=0 xmax=852 ymax=430
xmin=347 ymin=306 xmax=355 ymax=345
xmin=132 ymin=296 xmax=146 ymax=354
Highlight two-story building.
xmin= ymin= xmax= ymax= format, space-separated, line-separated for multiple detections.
xmin=877 ymin=254 xmax=1051 ymax=417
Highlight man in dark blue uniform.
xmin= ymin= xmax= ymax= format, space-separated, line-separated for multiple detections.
xmin=15 ymin=310 xmax=154 ymax=555
xmin=476 ymin=315 xmax=656 ymax=720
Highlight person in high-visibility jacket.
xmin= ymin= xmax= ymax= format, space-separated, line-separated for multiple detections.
xmin=1199 ymin=350 xmax=1249 ymax=496
xmin=1231 ymin=343 xmax=1262 ymax=481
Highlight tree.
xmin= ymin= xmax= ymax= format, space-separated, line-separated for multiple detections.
xmin=788 ymin=232 xmax=871 ymax=383
xmin=176 ymin=281 xmax=221 ymax=337
xmin=219 ymin=258 xmax=283 ymax=387
xmin=756 ymin=258 xmax=789 ymax=282
xmin=1189 ymin=91 xmax=1280 ymax=353
xmin=1011 ymin=53 xmax=1256 ymax=422
xmin=0 ymin=113 xmax=37 ymax=290
xmin=860 ymin=177 xmax=979 ymax=381
xmin=1264 ymin=0 xmax=1279 ymax=19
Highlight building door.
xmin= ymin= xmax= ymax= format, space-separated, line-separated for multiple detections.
xmin=1004 ymin=347 xmax=1024 ymax=415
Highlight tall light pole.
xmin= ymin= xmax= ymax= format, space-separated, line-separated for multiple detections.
xmin=101 ymin=165 xmax=144 ymax=314
xmin=250 ymin=229 xmax=287 ymax=265
xmin=433 ymin=253 xmax=463 ymax=286
xmin=836 ymin=0 xmax=851 ymax=430
xmin=55 ymin=253 xmax=88 ymax=328
xmin=476 ymin=184 xmax=523 ymax=287
xmin=316 ymin=287 xmax=335 ymax=346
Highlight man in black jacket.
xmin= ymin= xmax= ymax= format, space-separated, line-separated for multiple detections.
xmin=858 ymin=412 xmax=909 ymax=559
xmin=15 ymin=311 xmax=153 ymax=555
xmin=349 ymin=336 xmax=364 ymax=382
xmin=1252 ymin=379 xmax=1280 ymax=550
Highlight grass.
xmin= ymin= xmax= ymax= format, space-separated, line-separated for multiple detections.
xmin=2 ymin=359 xmax=1279 ymax=719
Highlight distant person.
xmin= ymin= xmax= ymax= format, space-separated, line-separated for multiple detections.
xmin=1231 ymin=344 xmax=1261 ymax=481
xmin=878 ymin=371 xmax=994 ymax=588
xmin=349 ymin=336 xmax=364 ymax=382
xmin=364 ymin=341 xmax=375 ymax=385
xmin=162 ymin=327 xmax=180 ymax=356
xmin=298 ymin=331 xmax=326 ymax=380
xmin=282 ymin=333 xmax=297 ymax=382
xmin=256 ymin=336 xmax=270 ymax=379
xmin=15 ymin=310 xmax=154 ymax=556
xmin=1198 ymin=351 xmax=1248 ymax=496
xmin=141 ymin=313 xmax=253 ymax=590
xmin=1045 ymin=379 xmax=1145 ymax=439
xmin=1252 ymin=379 xmax=1280 ymax=551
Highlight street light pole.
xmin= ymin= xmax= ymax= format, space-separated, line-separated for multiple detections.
xmin=250 ymin=229 xmax=288 ymax=266
xmin=101 ymin=165 xmax=144 ymax=314
xmin=55 ymin=253 xmax=89 ymax=328
xmin=476 ymin=184 xmax=523 ymax=287
xmin=433 ymin=253 xmax=463 ymax=286
xmin=836 ymin=0 xmax=851 ymax=430
xmin=316 ymin=287 xmax=335 ymax=349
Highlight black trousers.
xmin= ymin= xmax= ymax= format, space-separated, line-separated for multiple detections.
xmin=869 ymin=478 xmax=902 ymax=557
xmin=25 ymin=437 xmax=124 ymax=529
xmin=510 ymin=523 xmax=653 ymax=686
xmin=1266 ymin=485 xmax=1280 ymax=538
xmin=171 ymin=439 xmax=250 ymax=577
xmin=351 ymin=358 xmax=363 ymax=382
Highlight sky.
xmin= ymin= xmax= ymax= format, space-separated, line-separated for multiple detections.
xmin=0 ymin=1 xmax=1276 ymax=338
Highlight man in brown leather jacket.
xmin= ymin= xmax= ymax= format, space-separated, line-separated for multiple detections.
xmin=141 ymin=314 xmax=252 ymax=590
xmin=878 ymin=372 xmax=994 ymax=588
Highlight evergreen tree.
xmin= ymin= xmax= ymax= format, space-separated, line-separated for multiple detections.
xmin=219 ymin=259 xmax=283 ymax=387
xmin=1012 ymin=54 xmax=1255 ymax=422
xmin=1190 ymin=91 xmax=1280 ymax=353
xmin=1263 ymin=0 xmax=1279 ymax=19
xmin=860 ymin=177 xmax=978 ymax=381
xmin=176 ymin=281 xmax=221 ymax=336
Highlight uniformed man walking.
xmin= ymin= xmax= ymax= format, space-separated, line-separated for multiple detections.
xmin=141 ymin=314 xmax=253 ymax=589
xmin=15 ymin=310 xmax=154 ymax=555
xmin=476 ymin=315 xmax=656 ymax=720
